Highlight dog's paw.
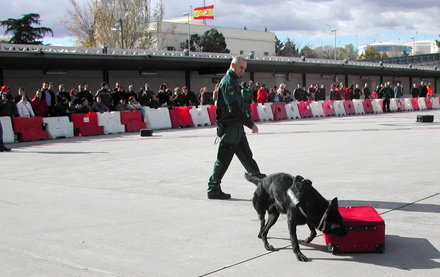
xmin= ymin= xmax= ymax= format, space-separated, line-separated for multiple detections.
xmin=265 ymin=244 xmax=275 ymax=251
xmin=295 ymin=251 xmax=308 ymax=262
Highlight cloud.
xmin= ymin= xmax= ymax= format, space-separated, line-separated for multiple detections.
xmin=1 ymin=0 xmax=439 ymax=47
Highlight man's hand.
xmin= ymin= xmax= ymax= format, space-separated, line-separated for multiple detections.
xmin=251 ymin=125 xmax=259 ymax=133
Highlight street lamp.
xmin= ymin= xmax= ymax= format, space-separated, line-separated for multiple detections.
xmin=410 ymin=36 xmax=415 ymax=55
xmin=111 ymin=16 xmax=126 ymax=49
xmin=182 ymin=12 xmax=190 ymax=53
xmin=331 ymin=29 xmax=337 ymax=60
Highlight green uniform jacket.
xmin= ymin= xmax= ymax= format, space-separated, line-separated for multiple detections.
xmin=217 ymin=69 xmax=254 ymax=144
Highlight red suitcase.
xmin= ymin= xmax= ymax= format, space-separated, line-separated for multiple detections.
xmin=324 ymin=206 xmax=385 ymax=254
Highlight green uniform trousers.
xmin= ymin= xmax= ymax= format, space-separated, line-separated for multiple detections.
xmin=208 ymin=134 xmax=264 ymax=195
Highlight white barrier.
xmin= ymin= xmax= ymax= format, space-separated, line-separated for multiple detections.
xmin=389 ymin=99 xmax=398 ymax=112
xmin=285 ymin=102 xmax=300 ymax=119
xmin=333 ymin=101 xmax=346 ymax=116
xmin=371 ymin=99 xmax=383 ymax=113
xmin=189 ymin=105 xmax=211 ymax=126
xmin=431 ymin=97 xmax=440 ymax=109
xmin=352 ymin=99 xmax=365 ymax=114
xmin=256 ymin=103 xmax=274 ymax=121
xmin=309 ymin=101 xmax=325 ymax=117
xmin=42 ymin=116 xmax=74 ymax=139
xmin=0 ymin=116 xmax=15 ymax=143
xmin=142 ymin=107 xmax=172 ymax=130
xmin=403 ymin=98 xmax=414 ymax=111
xmin=418 ymin=98 xmax=427 ymax=110
xmin=97 ymin=111 xmax=125 ymax=134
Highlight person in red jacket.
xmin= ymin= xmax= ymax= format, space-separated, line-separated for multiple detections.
xmin=256 ymin=84 xmax=269 ymax=103
xmin=31 ymin=90 xmax=49 ymax=117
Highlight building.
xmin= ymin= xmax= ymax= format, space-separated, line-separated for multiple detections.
xmin=150 ymin=17 xmax=276 ymax=57
xmin=359 ymin=40 xmax=439 ymax=57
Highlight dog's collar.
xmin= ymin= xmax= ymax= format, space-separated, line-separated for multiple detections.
xmin=317 ymin=204 xmax=331 ymax=232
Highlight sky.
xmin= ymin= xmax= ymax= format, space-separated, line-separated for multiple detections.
xmin=1 ymin=0 xmax=440 ymax=50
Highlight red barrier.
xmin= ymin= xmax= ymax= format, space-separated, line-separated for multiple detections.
xmin=168 ymin=108 xmax=181 ymax=128
xmin=322 ymin=101 xmax=336 ymax=116
xmin=71 ymin=112 xmax=103 ymax=136
xmin=120 ymin=110 xmax=147 ymax=132
xmin=250 ymin=103 xmax=260 ymax=122
xmin=395 ymin=99 xmax=405 ymax=112
xmin=169 ymin=107 xmax=194 ymax=128
xmin=343 ymin=100 xmax=355 ymax=115
xmin=271 ymin=102 xmax=288 ymax=121
xmin=13 ymin=116 xmax=48 ymax=142
xmin=362 ymin=99 xmax=374 ymax=113
xmin=424 ymin=98 xmax=433 ymax=109
xmin=207 ymin=106 xmax=216 ymax=125
xmin=297 ymin=101 xmax=313 ymax=118
xmin=411 ymin=98 xmax=420 ymax=110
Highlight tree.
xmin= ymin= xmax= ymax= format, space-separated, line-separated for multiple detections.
xmin=339 ymin=44 xmax=358 ymax=60
xmin=277 ymin=38 xmax=299 ymax=57
xmin=358 ymin=45 xmax=382 ymax=59
xmin=275 ymin=36 xmax=284 ymax=56
xmin=0 ymin=13 xmax=53 ymax=45
xmin=180 ymin=34 xmax=202 ymax=51
xmin=299 ymin=45 xmax=317 ymax=58
xmin=63 ymin=0 xmax=164 ymax=48
xmin=198 ymin=28 xmax=230 ymax=53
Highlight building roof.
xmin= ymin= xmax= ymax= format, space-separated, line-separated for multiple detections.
xmin=1 ymin=43 xmax=439 ymax=78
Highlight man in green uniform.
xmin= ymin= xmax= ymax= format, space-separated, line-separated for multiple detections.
xmin=207 ymin=56 xmax=266 ymax=199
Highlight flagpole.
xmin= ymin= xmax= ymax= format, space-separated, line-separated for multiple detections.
xmin=203 ymin=0 xmax=206 ymax=25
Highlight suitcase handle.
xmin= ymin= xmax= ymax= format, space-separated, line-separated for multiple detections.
xmin=347 ymin=226 xmax=377 ymax=231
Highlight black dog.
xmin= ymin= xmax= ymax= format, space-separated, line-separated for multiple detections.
xmin=245 ymin=172 xmax=347 ymax=261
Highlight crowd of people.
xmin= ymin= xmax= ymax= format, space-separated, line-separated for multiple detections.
xmin=0 ymin=81 xmax=207 ymax=119
xmin=0 ymin=80 xmax=435 ymax=119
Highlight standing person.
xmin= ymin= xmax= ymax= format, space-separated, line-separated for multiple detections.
xmin=394 ymin=82 xmax=404 ymax=98
xmin=410 ymin=83 xmax=419 ymax=97
xmin=418 ymin=81 xmax=428 ymax=97
xmin=14 ymin=87 xmax=29 ymax=104
xmin=241 ymin=81 xmax=253 ymax=118
xmin=95 ymin=82 xmax=112 ymax=110
xmin=40 ymin=81 xmax=56 ymax=116
xmin=362 ymin=83 xmax=371 ymax=99
xmin=16 ymin=95 xmax=35 ymax=118
xmin=207 ymin=56 xmax=266 ymax=200
xmin=426 ymin=83 xmax=434 ymax=97
xmin=353 ymin=84 xmax=362 ymax=99
xmin=31 ymin=90 xmax=49 ymax=117
xmin=256 ymin=84 xmax=269 ymax=103
xmin=380 ymin=82 xmax=393 ymax=112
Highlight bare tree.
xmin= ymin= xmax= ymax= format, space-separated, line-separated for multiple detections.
xmin=62 ymin=0 xmax=164 ymax=49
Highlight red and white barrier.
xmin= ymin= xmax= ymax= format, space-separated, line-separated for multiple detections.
xmin=42 ymin=116 xmax=74 ymax=139
xmin=309 ymin=101 xmax=325 ymax=117
xmin=333 ymin=101 xmax=346 ymax=116
xmin=285 ymin=102 xmax=300 ymax=119
xmin=0 ymin=116 xmax=15 ymax=143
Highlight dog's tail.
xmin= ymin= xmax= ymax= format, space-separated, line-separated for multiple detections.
xmin=244 ymin=172 xmax=263 ymax=186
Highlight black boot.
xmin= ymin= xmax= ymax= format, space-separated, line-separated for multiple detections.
xmin=208 ymin=190 xmax=231 ymax=200
xmin=0 ymin=146 xmax=11 ymax=152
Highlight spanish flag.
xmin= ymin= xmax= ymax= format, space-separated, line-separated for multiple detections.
xmin=194 ymin=5 xmax=215 ymax=20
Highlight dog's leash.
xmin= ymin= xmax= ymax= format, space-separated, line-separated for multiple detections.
xmin=316 ymin=205 xmax=330 ymax=232
xmin=287 ymin=187 xmax=330 ymax=232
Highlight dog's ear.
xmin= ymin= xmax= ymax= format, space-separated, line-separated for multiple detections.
xmin=330 ymin=197 xmax=339 ymax=208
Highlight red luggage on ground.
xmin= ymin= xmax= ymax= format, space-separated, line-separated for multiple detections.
xmin=324 ymin=206 xmax=385 ymax=254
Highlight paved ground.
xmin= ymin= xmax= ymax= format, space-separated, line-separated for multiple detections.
xmin=1 ymin=110 xmax=439 ymax=277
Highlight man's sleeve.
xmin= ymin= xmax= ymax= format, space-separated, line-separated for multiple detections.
xmin=222 ymin=84 xmax=254 ymax=129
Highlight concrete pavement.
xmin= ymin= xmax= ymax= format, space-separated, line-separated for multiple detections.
xmin=1 ymin=110 xmax=439 ymax=276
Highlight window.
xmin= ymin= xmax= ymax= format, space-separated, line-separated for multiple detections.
xmin=240 ymin=50 xmax=244 ymax=54
xmin=167 ymin=46 xmax=176 ymax=51
xmin=264 ymin=52 xmax=269 ymax=56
